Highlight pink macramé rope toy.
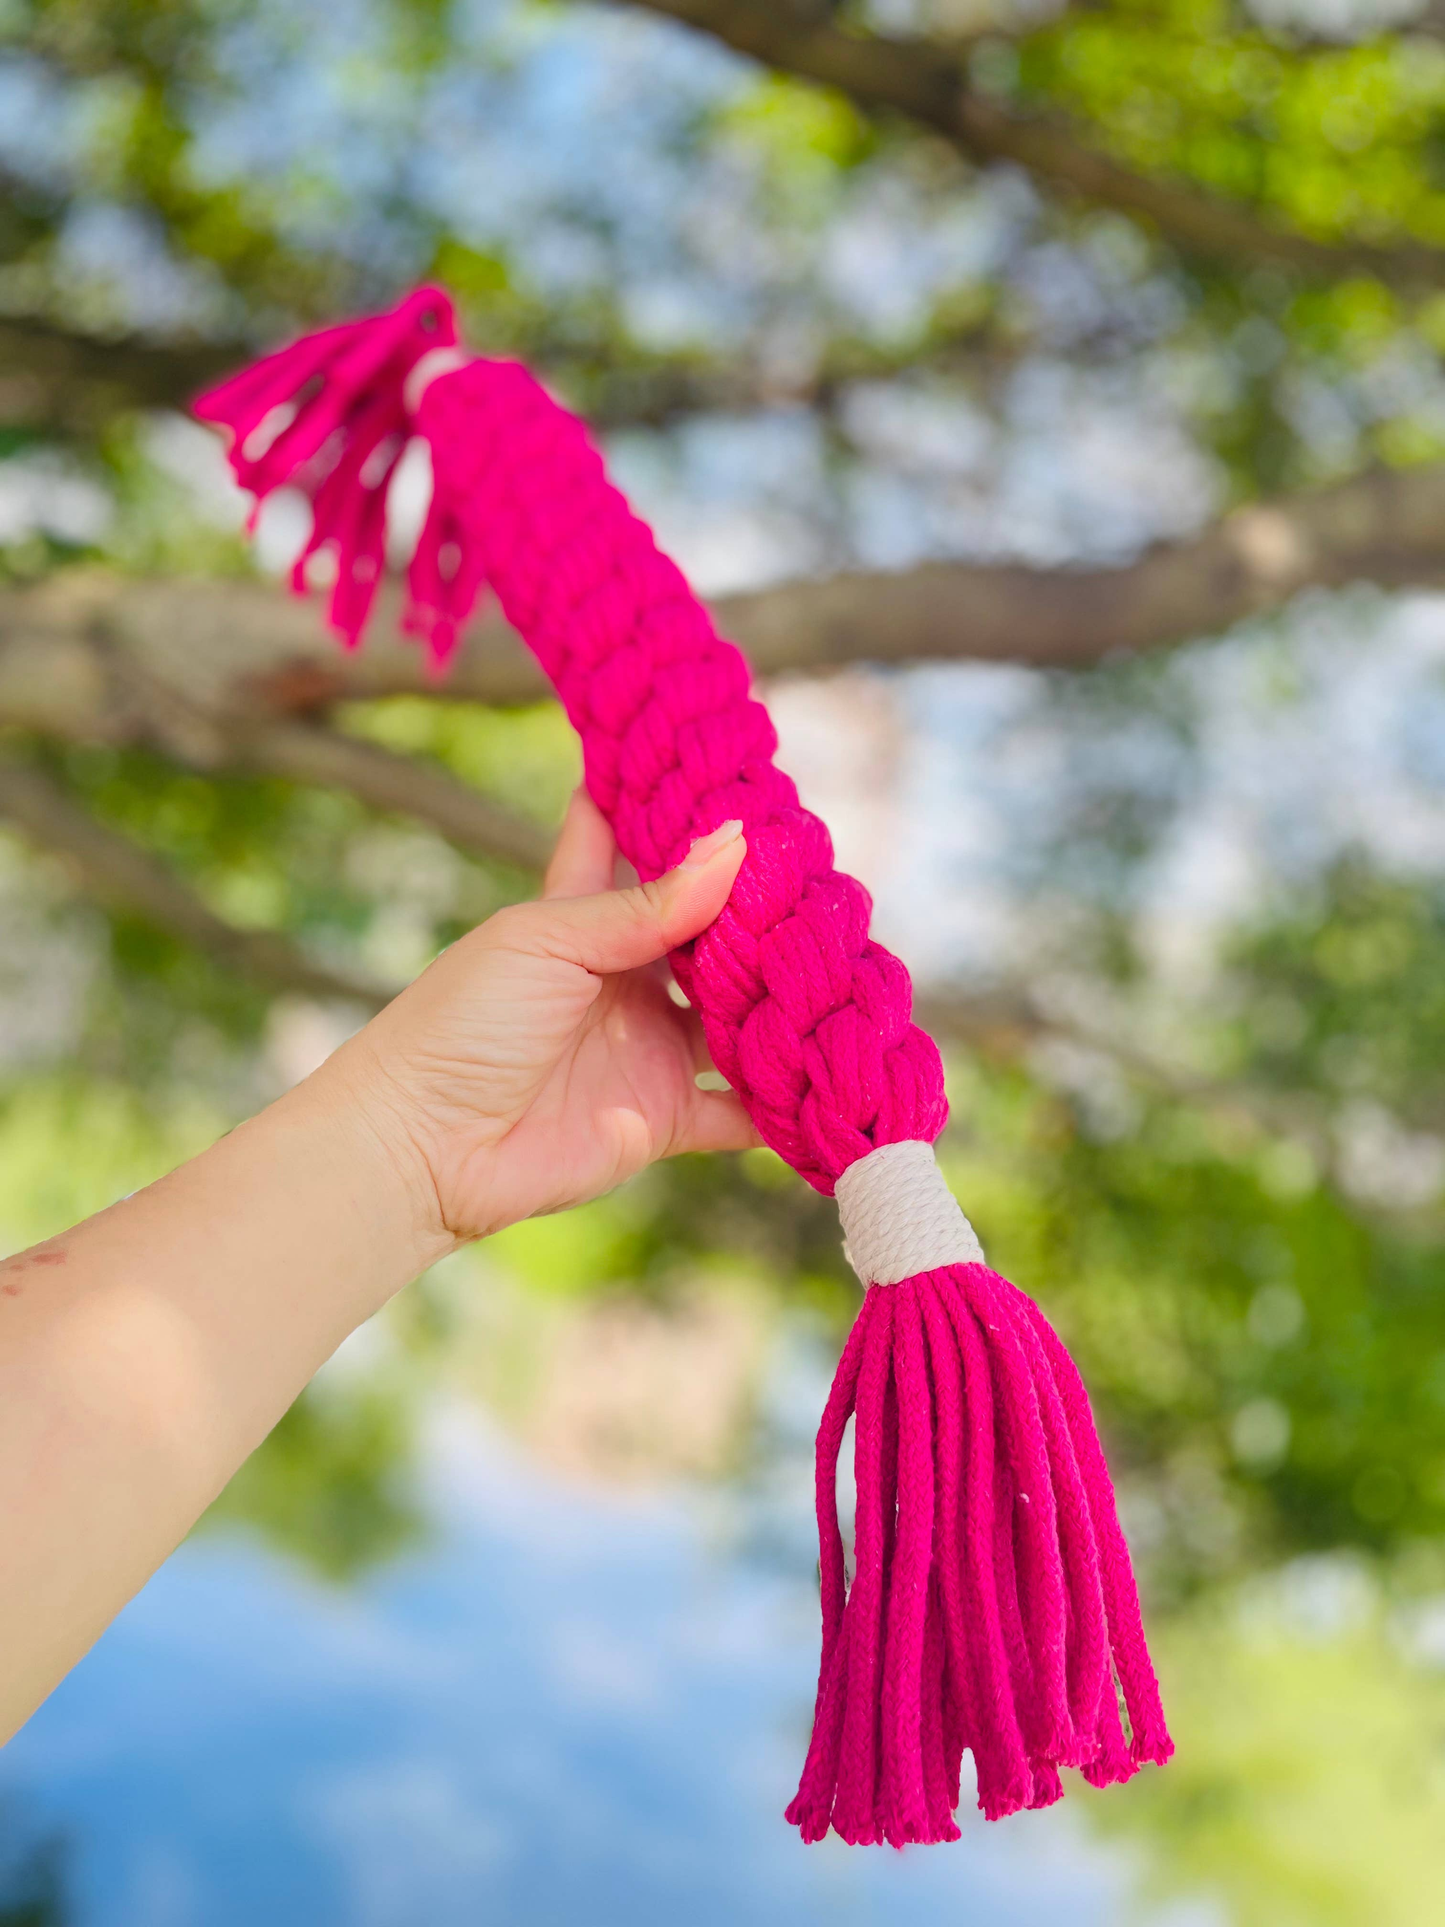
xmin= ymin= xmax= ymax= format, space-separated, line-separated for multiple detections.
xmin=195 ymin=285 xmax=1172 ymax=1847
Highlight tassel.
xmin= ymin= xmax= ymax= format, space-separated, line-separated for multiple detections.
xmin=785 ymin=1143 xmax=1169 ymax=1844
xmin=193 ymin=288 xmax=1172 ymax=1845
xmin=193 ymin=285 xmax=463 ymax=662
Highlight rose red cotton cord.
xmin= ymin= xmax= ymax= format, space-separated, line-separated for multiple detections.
xmin=194 ymin=286 xmax=1171 ymax=1846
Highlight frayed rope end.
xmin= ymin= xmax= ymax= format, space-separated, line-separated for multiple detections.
xmin=193 ymin=286 xmax=477 ymax=670
xmin=785 ymin=1254 xmax=1171 ymax=1847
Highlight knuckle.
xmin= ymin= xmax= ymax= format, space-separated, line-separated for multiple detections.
xmin=636 ymin=878 xmax=672 ymax=930
xmin=484 ymin=901 xmax=540 ymax=950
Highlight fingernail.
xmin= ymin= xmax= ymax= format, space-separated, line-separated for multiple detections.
xmin=682 ymin=820 xmax=744 ymax=868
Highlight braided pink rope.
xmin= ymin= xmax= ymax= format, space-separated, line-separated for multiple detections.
xmin=195 ymin=286 xmax=1171 ymax=1845
xmin=414 ymin=359 xmax=948 ymax=1188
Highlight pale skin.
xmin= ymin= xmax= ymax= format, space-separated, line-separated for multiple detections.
xmin=0 ymin=794 xmax=754 ymax=1745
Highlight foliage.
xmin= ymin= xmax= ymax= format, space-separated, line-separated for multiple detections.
xmin=0 ymin=1816 xmax=65 ymax=1927
xmin=203 ymin=1372 xmax=425 ymax=1578
xmin=1021 ymin=3 xmax=1445 ymax=246
xmin=1089 ymin=1565 xmax=1445 ymax=1927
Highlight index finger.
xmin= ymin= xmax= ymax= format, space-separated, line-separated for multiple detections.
xmin=542 ymin=786 xmax=617 ymax=900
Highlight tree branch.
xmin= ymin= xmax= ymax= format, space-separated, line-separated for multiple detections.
xmin=235 ymin=721 xmax=552 ymax=870
xmin=718 ymin=464 xmax=1445 ymax=673
xmin=622 ymin=0 xmax=1445 ymax=286
xmin=0 ymin=299 xmax=1025 ymax=437
xmin=4 ymin=459 xmax=1445 ymax=757
xmin=0 ymin=758 xmax=384 ymax=1008
xmin=76 ymin=618 xmax=553 ymax=866
xmin=0 ymin=315 xmax=242 ymax=433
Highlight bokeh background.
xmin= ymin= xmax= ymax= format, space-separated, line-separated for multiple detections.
xmin=5 ymin=0 xmax=1445 ymax=1921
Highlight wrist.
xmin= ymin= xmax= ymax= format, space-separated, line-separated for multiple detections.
xmin=273 ymin=1053 xmax=460 ymax=1309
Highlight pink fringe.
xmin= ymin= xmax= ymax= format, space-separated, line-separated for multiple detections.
xmin=194 ymin=286 xmax=459 ymax=660
xmin=785 ymin=1265 xmax=1171 ymax=1844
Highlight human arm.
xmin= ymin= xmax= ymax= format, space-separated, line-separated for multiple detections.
xmin=0 ymin=796 xmax=749 ymax=1741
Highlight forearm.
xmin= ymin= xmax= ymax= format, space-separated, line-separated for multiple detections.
xmin=0 ymin=803 xmax=749 ymax=1745
xmin=0 ymin=1062 xmax=448 ymax=1742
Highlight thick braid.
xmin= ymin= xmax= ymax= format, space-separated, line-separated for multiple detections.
xmin=418 ymin=361 xmax=948 ymax=1194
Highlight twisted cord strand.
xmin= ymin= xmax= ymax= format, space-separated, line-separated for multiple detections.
xmin=830 ymin=1288 xmax=893 ymax=1842
xmin=835 ymin=1139 xmax=984 ymax=1284
xmin=881 ymin=1283 xmax=935 ymax=1842
xmin=1010 ymin=1296 xmax=1111 ymax=1744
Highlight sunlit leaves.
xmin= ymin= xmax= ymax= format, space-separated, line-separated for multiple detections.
xmin=712 ymin=71 xmax=873 ymax=224
xmin=204 ymin=1376 xmax=424 ymax=1578
xmin=1225 ymin=857 xmax=1445 ymax=1126
xmin=1021 ymin=1 xmax=1445 ymax=246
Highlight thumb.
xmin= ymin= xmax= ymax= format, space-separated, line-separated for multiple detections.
xmin=520 ymin=820 xmax=746 ymax=977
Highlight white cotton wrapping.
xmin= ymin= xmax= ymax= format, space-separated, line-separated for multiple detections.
xmin=834 ymin=1139 xmax=985 ymax=1287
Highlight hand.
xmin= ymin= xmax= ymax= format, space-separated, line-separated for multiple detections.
xmin=324 ymin=788 xmax=759 ymax=1252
